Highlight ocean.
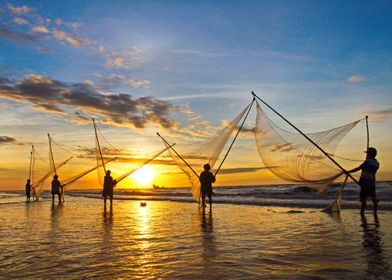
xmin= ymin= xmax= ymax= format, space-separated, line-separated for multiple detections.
xmin=1 ymin=183 xmax=391 ymax=279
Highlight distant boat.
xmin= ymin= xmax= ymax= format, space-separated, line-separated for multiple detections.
xmin=153 ymin=184 xmax=164 ymax=189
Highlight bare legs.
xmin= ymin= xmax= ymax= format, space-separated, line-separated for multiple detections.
xmin=104 ymin=196 xmax=113 ymax=214
xmin=201 ymin=193 xmax=212 ymax=209
xmin=360 ymin=196 xmax=378 ymax=216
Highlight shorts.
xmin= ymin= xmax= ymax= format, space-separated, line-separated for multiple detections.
xmin=359 ymin=177 xmax=376 ymax=198
xmin=102 ymin=188 xmax=113 ymax=198
xmin=201 ymin=185 xmax=212 ymax=197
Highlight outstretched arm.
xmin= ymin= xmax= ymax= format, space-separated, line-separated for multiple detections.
xmin=348 ymin=162 xmax=364 ymax=173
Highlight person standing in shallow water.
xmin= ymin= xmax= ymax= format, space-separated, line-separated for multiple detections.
xmin=25 ymin=179 xmax=31 ymax=202
xmin=348 ymin=147 xmax=379 ymax=216
xmin=51 ymin=175 xmax=62 ymax=203
xmin=102 ymin=170 xmax=116 ymax=212
xmin=199 ymin=163 xmax=216 ymax=209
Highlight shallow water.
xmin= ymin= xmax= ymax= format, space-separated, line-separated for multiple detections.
xmin=1 ymin=198 xmax=391 ymax=279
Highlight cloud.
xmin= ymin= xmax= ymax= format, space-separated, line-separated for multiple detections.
xmin=95 ymin=73 xmax=150 ymax=89
xmin=0 ymin=136 xmax=16 ymax=145
xmin=218 ymin=166 xmax=273 ymax=174
xmin=269 ymin=143 xmax=295 ymax=152
xmin=7 ymin=4 xmax=31 ymax=14
xmin=99 ymin=46 xmax=145 ymax=69
xmin=52 ymin=28 xmax=90 ymax=47
xmin=0 ymin=73 xmax=182 ymax=129
xmin=347 ymin=75 xmax=367 ymax=83
xmin=370 ymin=109 xmax=392 ymax=122
xmin=36 ymin=47 xmax=52 ymax=53
xmin=32 ymin=25 xmax=49 ymax=33
xmin=0 ymin=27 xmax=40 ymax=43
xmin=13 ymin=17 xmax=28 ymax=25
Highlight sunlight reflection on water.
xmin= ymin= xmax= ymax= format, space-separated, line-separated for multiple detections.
xmin=0 ymin=197 xmax=391 ymax=279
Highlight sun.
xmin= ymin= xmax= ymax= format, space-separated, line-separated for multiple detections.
xmin=131 ymin=165 xmax=156 ymax=186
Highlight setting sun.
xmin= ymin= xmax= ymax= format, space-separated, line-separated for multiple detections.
xmin=131 ymin=166 xmax=156 ymax=186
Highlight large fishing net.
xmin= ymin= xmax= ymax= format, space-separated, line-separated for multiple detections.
xmin=254 ymin=100 xmax=361 ymax=191
xmin=162 ymin=101 xmax=254 ymax=203
xmin=30 ymin=145 xmax=51 ymax=200
xmin=93 ymin=119 xmax=172 ymax=188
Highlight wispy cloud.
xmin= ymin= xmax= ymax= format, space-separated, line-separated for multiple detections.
xmin=370 ymin=109 xmax=392 ymax=122
xmin=218 ymin=166 xmax=273 ymax=174
xmin=0 ymin=27 xmax=41 ymax=43
xmin=7 ymin=3 xmax=31 ymax=15
xmin=99 ymin=46 xmax=145 ymax=69
xmin=347 ymin=75 xmax=367 ymax=83
xmin=0 ymin=73 xmax=182 ymax=129
xmin=52 ymin=28 xmax=90 ymax=47
xmin=95 ymin=73 xmax=150 ymax=89
xmin=13 ymin=17 xmax=28 ymax=25
xmin=31 ymin=25 xmax=49 ymax=33
xmin=0 ymin=136 xmax=16 ymax=145
xmin=2 ymin=3 xmax=90 ymax=48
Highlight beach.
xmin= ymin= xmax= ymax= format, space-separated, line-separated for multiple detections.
xmin=1 ymin=194 xmax=391 ymax=279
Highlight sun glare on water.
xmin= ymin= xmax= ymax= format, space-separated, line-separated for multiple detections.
xmin=131 ymin=165 xmax=156 ymax=186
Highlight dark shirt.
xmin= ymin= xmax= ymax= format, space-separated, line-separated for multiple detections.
xmin=25 ymin=182 xmax=31 ymax=195
xmin=358 ymin=159 xmax=379 ymax=181
xmin=199 ymin=171 xmax=216 ymax=189
xmin=103 ymin=174 xmax=116 ymax=195
xmin=51 ymin=179 xmax=61 ymax=194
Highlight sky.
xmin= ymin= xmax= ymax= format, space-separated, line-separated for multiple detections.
xmin=0 ymin=0 xmax=391 ymax=190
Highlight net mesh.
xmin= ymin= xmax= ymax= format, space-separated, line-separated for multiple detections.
xmin=94 ymin=123 xmax=118 ymax=187
xmin=163 ymin=102 xmax=253 ymax=202
xmin=30 ymin=145 xmax=50 ymax=200
xmin=255 ymin=101 xmax=361 ymax=191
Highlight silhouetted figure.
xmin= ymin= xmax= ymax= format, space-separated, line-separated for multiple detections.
xmin=51 ymin=175 xmax=62 ymax=203
xmin=348 ymin=147 xmax=379 ymax=215
xmin=102 ymin=170 xmax=116 ymax=213
xmin=25 ymin=179 xmax=31 ymax=202
xmin=199 ymin=163 xmax=216 ymax=209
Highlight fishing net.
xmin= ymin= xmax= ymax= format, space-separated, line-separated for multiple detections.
xmin=93 ymin=121 xmax=119 ymax=187
xmin=162 ymin=101 xmax=254 ymax=203
xmin=254 ymin=101 xmax=361 ymax=191
xmin=30 ymin=145 xmax=50 ymax=200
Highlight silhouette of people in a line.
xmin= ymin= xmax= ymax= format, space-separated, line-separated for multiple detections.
xmin=102 ymin=170 xmax=116 ymax=213
xmin=51 ymin=175 xmax=62 ymax=203
xmin=199 ymin=163 xmax=216 ymax=209
xmin=25 ymin=179 xmax=31 ymax=202
xmin=348 ymin=147 xmax=379 ymax=215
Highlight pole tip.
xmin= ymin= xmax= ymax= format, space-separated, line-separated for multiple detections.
xmin=156 ymin=132 xmax=160 ymax=136
xmin=365 ymin=115 xmax=368 ymax=119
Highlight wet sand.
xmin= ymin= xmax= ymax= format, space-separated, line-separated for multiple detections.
xmin=0 ymin=197 xmax=391 ymax=279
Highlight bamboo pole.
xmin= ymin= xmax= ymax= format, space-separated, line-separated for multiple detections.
xmin=48 ymin=133 xmax=57 ymax=176
xmin=93 ymin=118 xmax=106 ymax=173
xmin=115 ymin=144 xmax=175 ymax=183
xmin=214 ymin=98 xmax=255 ymax=176
xmin=157 ymin=132 xmax=199 ymax=178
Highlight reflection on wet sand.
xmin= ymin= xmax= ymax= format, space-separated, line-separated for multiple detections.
xmin=361 ymin=215 xmax=390 ymax=279
xmin=200 ymin=208 xmax=216 ymax=264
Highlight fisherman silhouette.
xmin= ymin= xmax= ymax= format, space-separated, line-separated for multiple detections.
xmin=348 ymin=147 xmax=379 ymax=216
xmin=51 ymin=175 xmax=62 ymax=203
xmin=199 ymin=163 xmax=216 ymax=209
xmin=25 ymin=179 xmax=31 ymax=202
xmin=102 ymin=170 xmax=117 ymax=213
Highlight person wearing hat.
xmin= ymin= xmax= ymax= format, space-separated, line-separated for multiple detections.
xmin=348 ymin=147 xmax=379 ymax=215
xmin=199 ymin=163 xmax=216 ymax=209
xmin=102 ymin=170 xmax=116 ymax=213
xmin=51 ymin=175 xmax=62 ymax=203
